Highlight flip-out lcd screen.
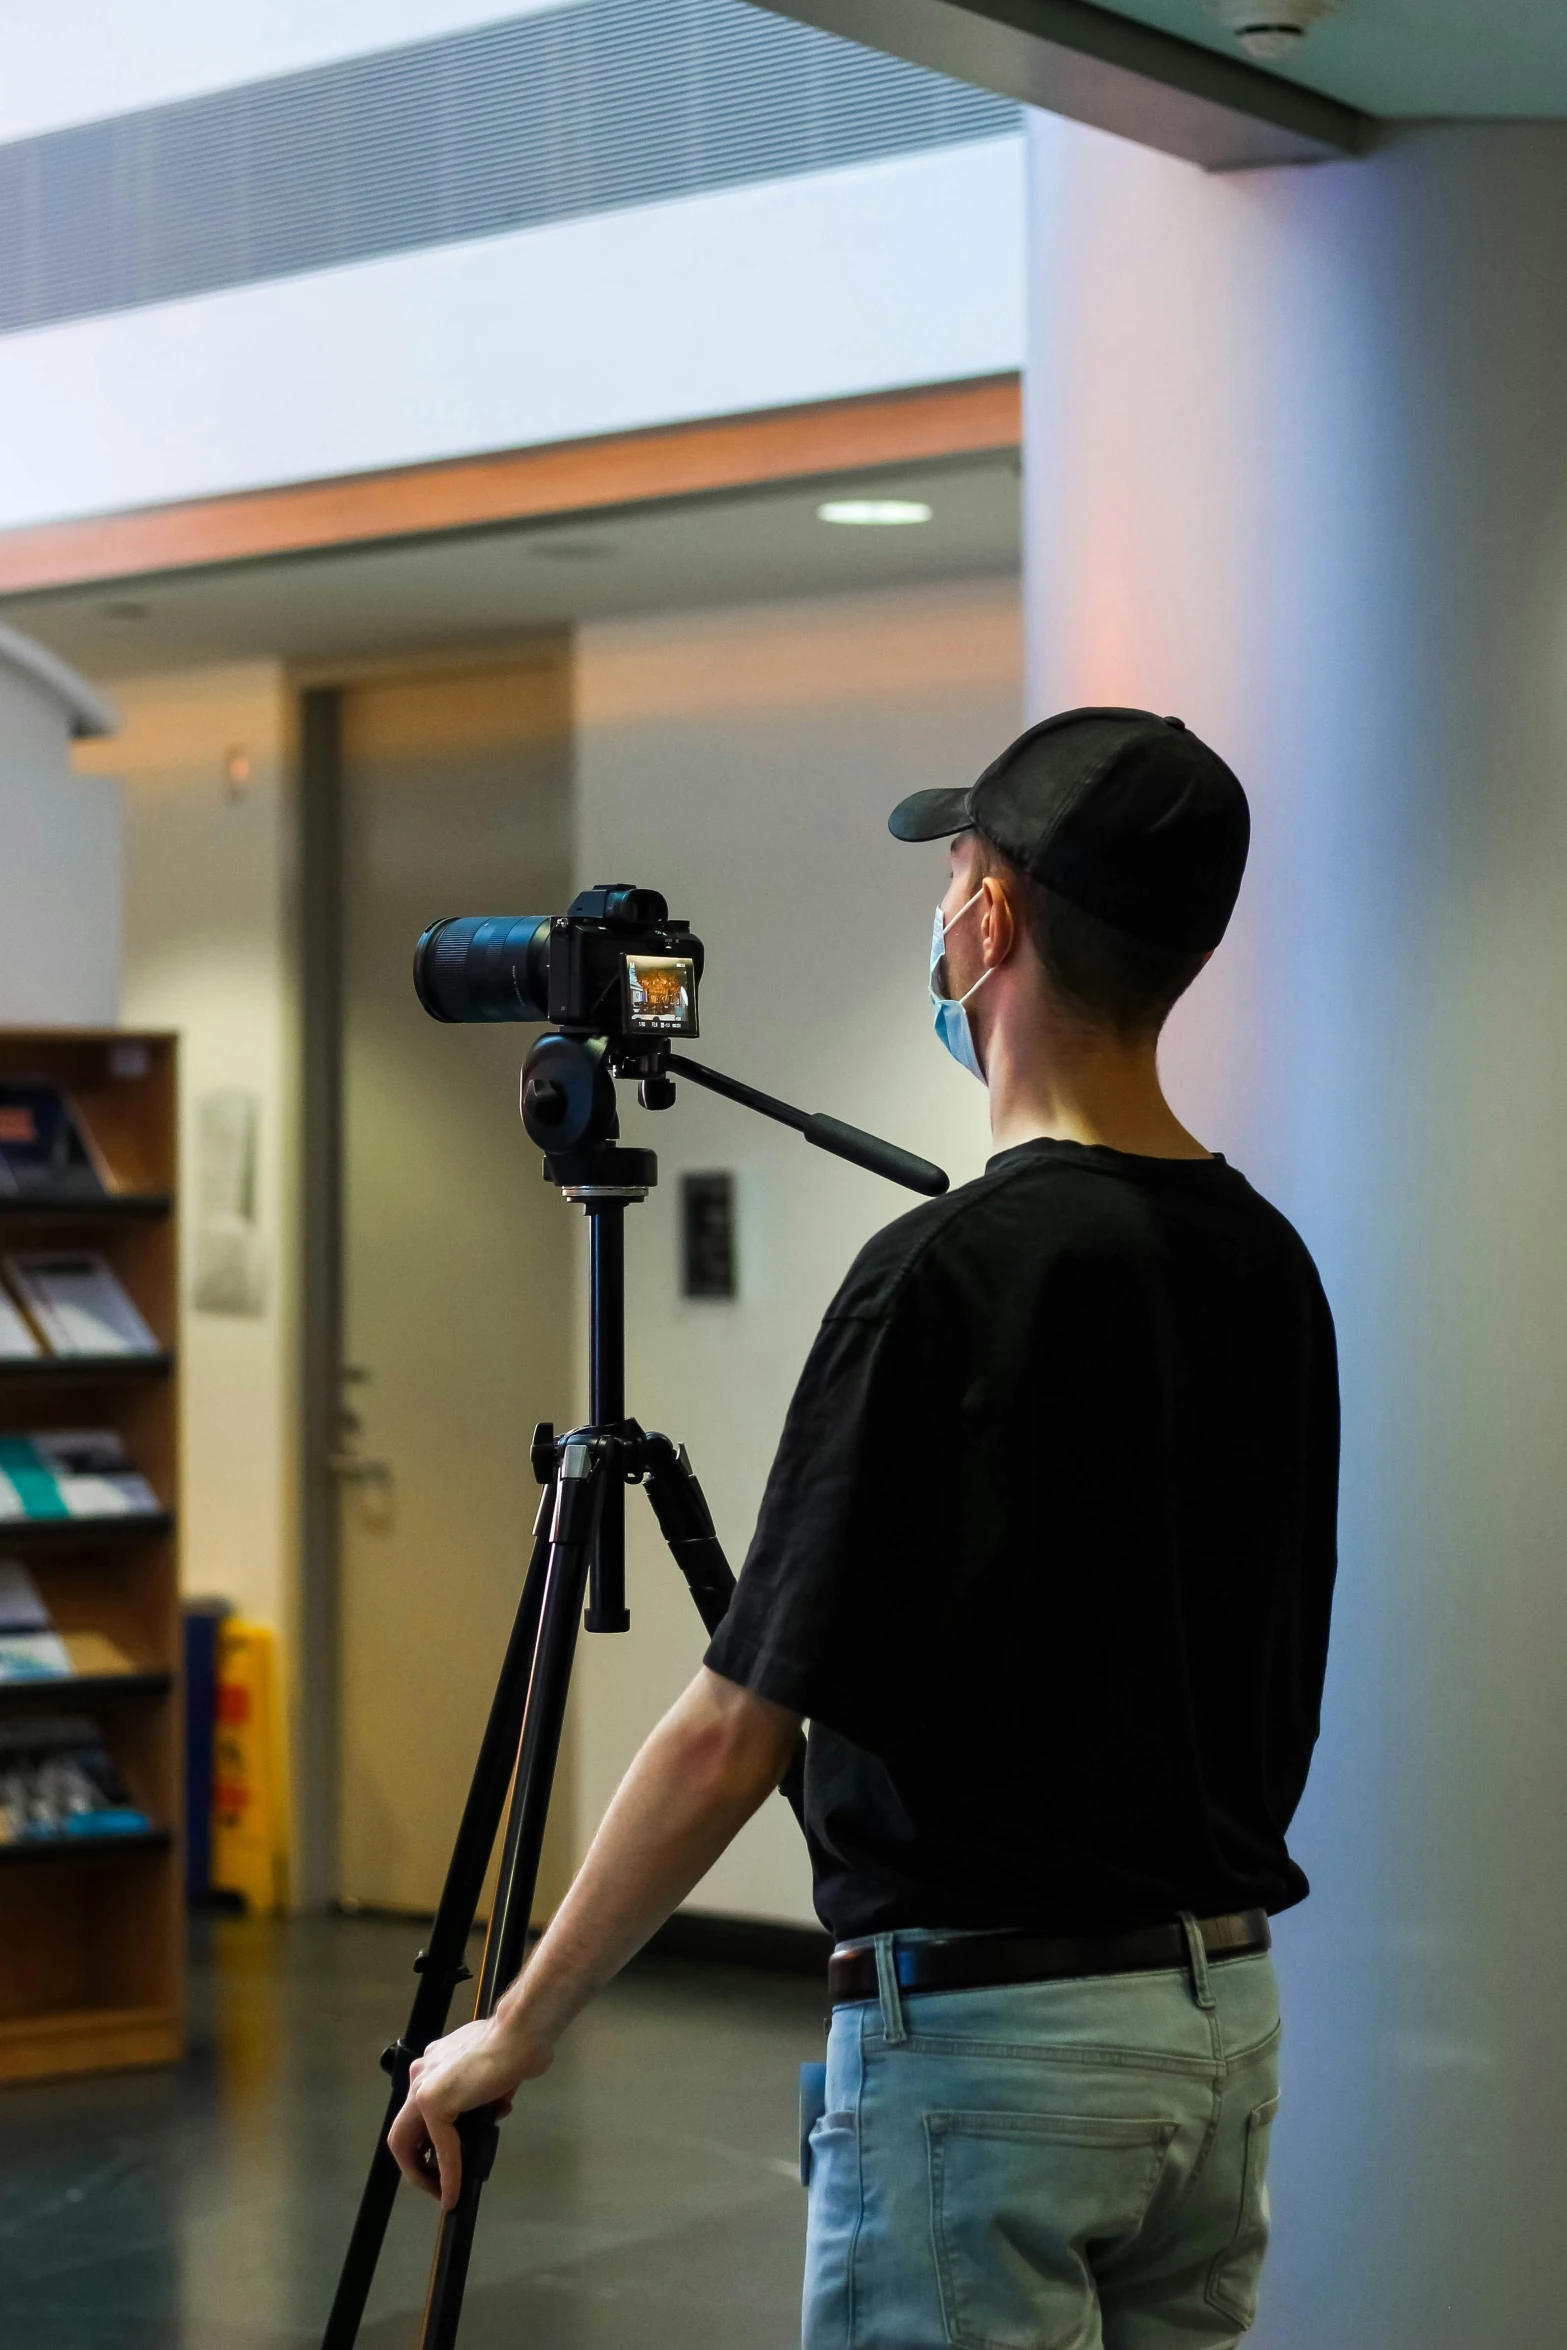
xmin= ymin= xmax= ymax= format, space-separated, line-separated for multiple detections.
xmin=624 ymin=954 xmax=698 ymax=1036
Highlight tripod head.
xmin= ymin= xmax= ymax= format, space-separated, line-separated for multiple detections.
xmin=517 ymin=1029 xmax=950 ymax=1202
xmin=518 ymin=1034 xmax=658 ymax=1199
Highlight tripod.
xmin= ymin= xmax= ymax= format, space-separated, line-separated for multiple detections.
xmin=320 ymin=1035 xmax=946 ymax=2350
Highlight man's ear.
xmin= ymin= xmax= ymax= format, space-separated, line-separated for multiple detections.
xmin=982 ymin=873 xmax=1018 ymax=967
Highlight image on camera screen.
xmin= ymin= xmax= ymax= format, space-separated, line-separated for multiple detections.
xmin=624 ymin=954 xmax=697 ymax=1035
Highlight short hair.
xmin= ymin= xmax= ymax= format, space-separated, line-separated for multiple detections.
xmin=973 ymin=836 xmax=1207 ymax=1039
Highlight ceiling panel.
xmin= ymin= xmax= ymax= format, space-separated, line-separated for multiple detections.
xmin=1056 ymin=0 xmax=1567 ymax=119
xmin=0 ymin=457 xmax=1019 ymax=679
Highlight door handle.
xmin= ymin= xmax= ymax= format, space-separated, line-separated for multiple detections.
xmin=326 ymin=1453 xmax=392 ymax=1486
xmin=328 ymin=1449 xmax=394 ymax=1530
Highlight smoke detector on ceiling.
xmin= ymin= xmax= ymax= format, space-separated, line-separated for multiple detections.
xmin=1208 ymin=0 xmax=1340 ymax=61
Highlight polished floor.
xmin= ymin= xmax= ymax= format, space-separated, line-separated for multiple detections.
xmin=0 ymin=1915 xmax=823 ymax=2350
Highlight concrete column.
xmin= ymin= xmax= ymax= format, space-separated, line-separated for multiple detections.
xmin=1024 ymin=116 xmax=1567 ymax=2348
xmin=0 ymin=623 xmax=120 ymax=1022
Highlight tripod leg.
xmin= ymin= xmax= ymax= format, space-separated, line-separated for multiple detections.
xmin=416 ymin=1435 xmax=608 ymax=2350
xmin=320 ymin=1482 xmax=556 ymax=2350
xmin=639 ymin=1436 xmax=806 ymax=1827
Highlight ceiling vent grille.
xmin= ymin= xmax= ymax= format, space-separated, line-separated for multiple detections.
xmin=0 ymin=0 xmax=1017 ymax=340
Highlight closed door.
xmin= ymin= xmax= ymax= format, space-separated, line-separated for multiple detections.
xmin=336 ymin=650 xmax=575 ymax=1913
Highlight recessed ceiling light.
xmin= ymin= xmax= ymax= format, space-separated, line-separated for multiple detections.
xmin=817 ymin=499 xmax=933 ymax=527
xmin=1208 ymin=0 xmax=1338 ymax=59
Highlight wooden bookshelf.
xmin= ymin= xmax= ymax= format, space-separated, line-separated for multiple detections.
xmin=0 ymin=1030 xmax=181 ymax=2085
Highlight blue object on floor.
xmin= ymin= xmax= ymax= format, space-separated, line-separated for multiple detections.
xmin=183 ymin=1600 xmax=228 ymax=1902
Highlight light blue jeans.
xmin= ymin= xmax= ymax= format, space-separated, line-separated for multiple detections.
xmin=802 ymin=1929 xmax=1281 ymax=2350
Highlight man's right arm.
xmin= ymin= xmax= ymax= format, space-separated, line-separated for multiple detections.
xmin=388 ymin=1667 xmax=801 ymax=2206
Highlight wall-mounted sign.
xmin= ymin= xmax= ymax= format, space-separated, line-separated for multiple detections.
xmin=681 ymin=1171 xmax=736 ymax=1301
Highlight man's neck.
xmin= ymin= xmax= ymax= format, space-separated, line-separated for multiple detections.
xmin=983 ymin=1014 xmax=1211 ymax=1161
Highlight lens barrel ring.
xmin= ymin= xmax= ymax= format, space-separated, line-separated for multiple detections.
xmin=414 ymin=915 xmax=552 ymax=1024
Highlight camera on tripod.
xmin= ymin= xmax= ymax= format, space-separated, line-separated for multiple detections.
xmin=414 ymin=883 xmax=950 ymax=1199
xmin=415 ymin=887 xmax=711 ymax=1189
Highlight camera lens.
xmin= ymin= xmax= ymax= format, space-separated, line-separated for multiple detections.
xmin=413 ymin=916 xmax=552 ymax=1023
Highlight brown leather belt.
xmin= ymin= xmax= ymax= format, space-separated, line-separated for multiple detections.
xmin=828 ymin=1908 xmax=1271 ymax=2007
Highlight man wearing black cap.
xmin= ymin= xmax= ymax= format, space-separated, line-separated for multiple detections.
xmin=391 ymin=711 xmax=1339 ymax=2350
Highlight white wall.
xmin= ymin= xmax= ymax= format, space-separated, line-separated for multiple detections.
xmin=574 ymin=577 xmax=1019 ymax=1924
xmin=0 ymin=652 xmax=121 ymax=1024
xmin=0 ymin=138 xmax=1023 ymax=534
xmin=74 ymin=668 xmax=299 ymax=1644
xmin=1024 ymin=112 xmax=1567 ymax=2348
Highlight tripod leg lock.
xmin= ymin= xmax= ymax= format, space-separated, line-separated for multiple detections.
xmin=412 ymin=1949 xmax=473 ymax=1988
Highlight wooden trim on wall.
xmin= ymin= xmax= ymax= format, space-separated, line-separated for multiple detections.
xmin=0 ymin=375 xmax=1021 ymax=599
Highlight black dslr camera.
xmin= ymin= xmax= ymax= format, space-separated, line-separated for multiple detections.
xmin=413 ymin=887 xmax=702 ymax=1050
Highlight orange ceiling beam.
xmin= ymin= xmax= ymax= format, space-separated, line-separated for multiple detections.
xmin=0 ymin=375 xmax=1021 ymax=599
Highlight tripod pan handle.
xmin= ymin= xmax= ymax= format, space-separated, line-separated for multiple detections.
xmin=664 ymin=1055 xmax=949 ymax=1196
xmin=802 ymin=1113 xmax=948 ymax=1197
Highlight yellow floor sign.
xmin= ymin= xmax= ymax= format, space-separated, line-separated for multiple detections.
xmin=212 ymin=1621 xmax=289 ymax=1913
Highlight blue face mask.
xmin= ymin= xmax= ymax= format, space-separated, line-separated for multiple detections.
xmin=929 ymin=886 xmax=993 ymax=1084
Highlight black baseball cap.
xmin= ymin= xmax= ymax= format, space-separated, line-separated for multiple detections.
xmin=888 ymin=707 xmax=1249 ymax=952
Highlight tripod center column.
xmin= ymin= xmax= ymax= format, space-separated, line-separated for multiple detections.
xmin=584 ymin=1199 xmax=630 ymax=1632
xmin=588 ymin=1199 xmax=625 ymax=1428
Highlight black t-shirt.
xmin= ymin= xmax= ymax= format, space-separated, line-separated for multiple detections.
xmin=705 ymin=1138 xmax=1339 ymax=1943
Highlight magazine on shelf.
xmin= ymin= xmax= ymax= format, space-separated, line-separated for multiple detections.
xmin=0 ymin=1559 xmax=50 ymax=1631
xmin=0 ymin=1566 xmax=133 ymax=1680
xmin=0 ymin=1713 xmax=150 ymax=1844
xmin=0 ymin=1086 xmax=111 ymax=1201
xmin=0 ymin=1559 xmax=67 ymax=1673
xmin=0 ymin=1630 xmax=133 ymax=1682
xmin=0 ymin=1287 xmax=40 ymax=1360
xmin=3 ymin=1253 xmax=159 ymax=1358
xmin=0 ymin=1431 xmax=161 ymax=1522
xmin=0 ymin=1628 xmax=74 ymax=1678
